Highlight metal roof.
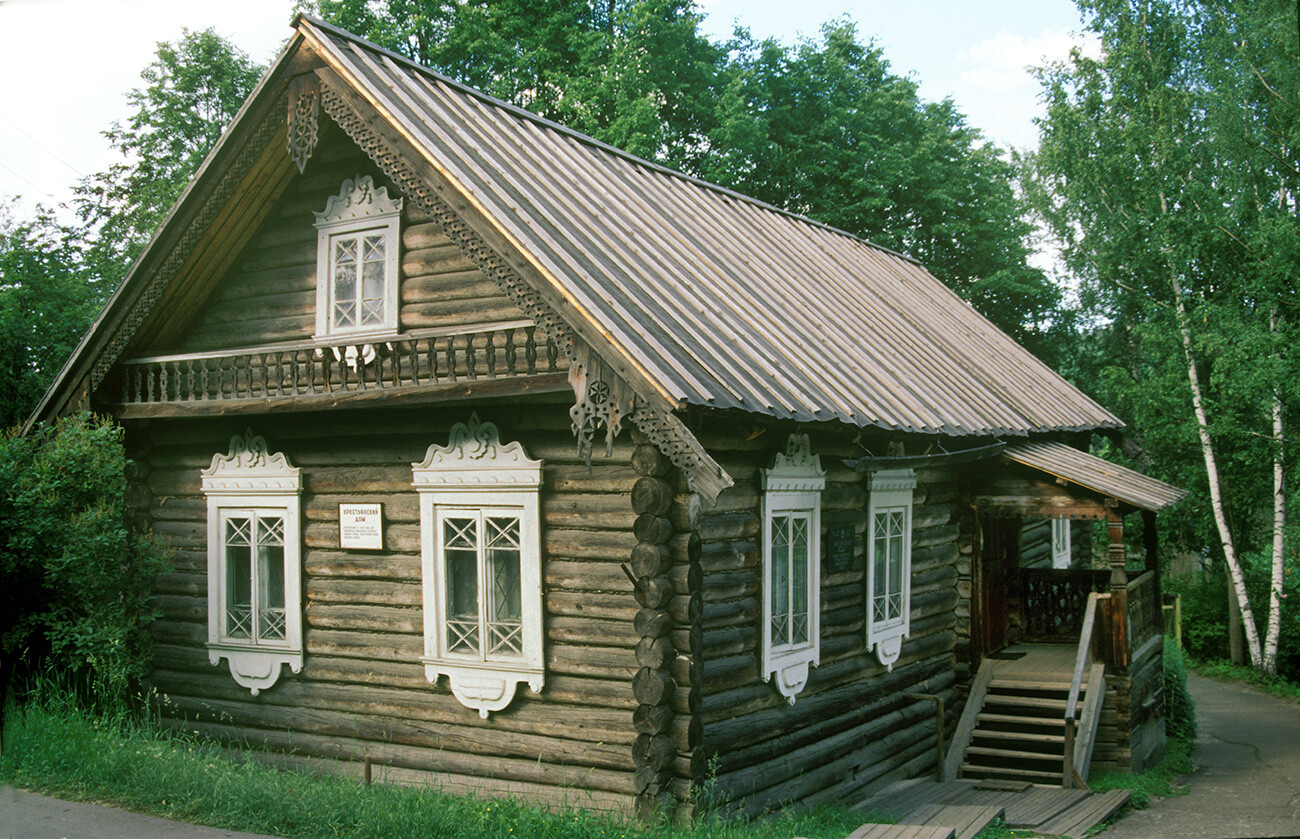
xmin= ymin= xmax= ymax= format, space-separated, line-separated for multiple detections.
xmin=1003 ymin=441 xmax=1187 ymax=512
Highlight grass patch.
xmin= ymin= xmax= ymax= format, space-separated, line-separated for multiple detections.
xmin=1 ymin=692 xmax=867 ymax=839
xmin=1087 ymin=736 xmax=1193 ymax=809
xmin=1189 ymin=657 xmax=1300 ymax=703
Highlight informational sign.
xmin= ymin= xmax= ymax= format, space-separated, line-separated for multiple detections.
xmin=824 ymin=522 xmax=857 ymax=575
xmin=339 ymin=503 xmax=383 ymax=550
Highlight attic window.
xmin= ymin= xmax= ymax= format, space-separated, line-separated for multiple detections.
xmin=313 ymin=175 xmax=402 ymax=339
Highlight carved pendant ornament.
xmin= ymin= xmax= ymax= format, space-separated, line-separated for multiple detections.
xmin=568 ymin=351 xmax=635 ymax=462
xmin=287 ymin=74 xmax=320 ymax=174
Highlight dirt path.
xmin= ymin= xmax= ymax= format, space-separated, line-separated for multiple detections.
xmin=1100 ymin=671 xmax=1300 ymax=838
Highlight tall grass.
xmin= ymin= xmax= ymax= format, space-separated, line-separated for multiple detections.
xmin=0 ymin=689 xmax=868 ymax=839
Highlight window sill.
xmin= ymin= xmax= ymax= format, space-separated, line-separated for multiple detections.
xmin=208 ymin=644 xmax=303 ymax=695
xmin=422 ymin=658 xmax=544 ymax=718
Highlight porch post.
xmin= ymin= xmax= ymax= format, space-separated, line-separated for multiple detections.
xmin=1107 ymin=506 xmax=1128 ymax=668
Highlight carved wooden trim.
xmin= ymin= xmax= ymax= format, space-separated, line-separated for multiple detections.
xmin=287 ymin=74 xmax=320 ymax=174
xmin=90 ymin=100 xmax=289 ymax=392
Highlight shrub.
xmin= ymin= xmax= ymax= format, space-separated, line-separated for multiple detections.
xmin=1163 ymin=636 xmax=1196 ymax=742
xmin=0 ymin=414 xmax=167 ymax=708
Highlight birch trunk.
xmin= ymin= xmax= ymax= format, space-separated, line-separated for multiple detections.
xmin=1263 ymin=306 xmax=1284 ymax=674
xmin=1170 ymin=273 xmax=1263 ymax=668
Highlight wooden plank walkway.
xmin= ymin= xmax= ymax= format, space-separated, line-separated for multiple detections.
xmin=854 ymin=779 xmax=1131 ymax=839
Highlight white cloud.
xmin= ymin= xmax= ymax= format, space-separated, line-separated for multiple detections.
xmin=950 ymin=27 xmax=1101 ymax=150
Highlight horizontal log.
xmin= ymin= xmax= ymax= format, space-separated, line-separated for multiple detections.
xmin=631 ymin=444 xmax=672 ymax=478
xmin=401 ymin=220 xmax=454 ymax=250
xmin=634 ymin=609 xmax=672 ymax=639
xmin=545 ymin=591 xmax=637 ymax=621
xmin=636 ymin=636 xmax=675 ymax=670
xmin=631 ymin=477 xmax=673 ymax=516
xmin=633 ymin=703 xmax=674 ymax=736
xmin=305 ymin=603 xmax=422 ymax=633
xmin=306 ymin=577 xmax=422 ymax=606
xmin=633 ymin=515 xmax=673 ymax=546
xmin=631 ymin=543 xmax=671 ymax=579
xmin=164 ymin=717 xmax=636 ymax=794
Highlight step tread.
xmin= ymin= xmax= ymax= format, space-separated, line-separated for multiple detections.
xmin=966 ymin=745 xmax=1069 ymax=762
xmin=971 ymin=729 xmax=1066 ymax=745
xmin=981 ymin=695 xmax=1069 ymax=710
xmin=960 ymin=764 xmax=1063 ymax=783
xmin=976 ymin=713 xmax=1067 ymax=727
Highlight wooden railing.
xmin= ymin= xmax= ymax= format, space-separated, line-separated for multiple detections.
xmin=1021 ymin=568 xmax=1111 ymax=640
xmin=117 ymin=322 xmax=563 ymax=406
xmin=1126 ymin=570 xmax=1160 ymax=652
xmin=1063 ymin=591 xmax=1108 ymax=789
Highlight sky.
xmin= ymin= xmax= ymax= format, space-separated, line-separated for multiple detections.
xmin=0 ymin=0 xmax=1099 ymax=222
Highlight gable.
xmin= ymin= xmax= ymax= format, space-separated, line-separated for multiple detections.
xmin=128 ymin=117 xmax=534 ymax=356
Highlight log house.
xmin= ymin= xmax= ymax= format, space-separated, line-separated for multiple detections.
xmin=31 ymin=15 xmax=1184 ymax=820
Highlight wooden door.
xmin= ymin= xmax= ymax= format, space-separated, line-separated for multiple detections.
xmin=977 ymin=517 xmax=1020 ymax=654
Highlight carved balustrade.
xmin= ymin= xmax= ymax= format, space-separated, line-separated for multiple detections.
xmin=1021 ymin=568 xmax=1111 ymax=640
xmin=118 ymin=323 xmax=563 ymax=406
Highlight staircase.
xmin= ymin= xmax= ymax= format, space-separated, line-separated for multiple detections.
xmin=944 ymin=654 xmax=1105 ymax=787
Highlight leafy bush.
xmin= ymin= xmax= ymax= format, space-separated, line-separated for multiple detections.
xmin=0 ymin=414 xmax=167 ymax=707
xmin=1163 ymin=636 xmax=1196 ymax=742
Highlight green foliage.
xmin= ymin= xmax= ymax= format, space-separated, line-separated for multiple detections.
xmin=74 ymin=28 xmax=263 ymax=286
xmin=0 ymin=204 xmax=104 ymax=429
xmin=1163 ymin=636 xmax=1197 ymax=742
xmin=1190 ymin=657 xmax=1300 ymax=702
xmin=2 ymin=687 xmax=864 ymax=839
xmin=0 ymin=415 xmax=167 ymax=705
xmin=1026 ymin=0 xmax=1300 ymax=662
xmin=1088 ymin=735 xmax=1192 ymax=809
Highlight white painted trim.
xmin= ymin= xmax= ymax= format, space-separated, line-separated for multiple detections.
xmin=867 ymin=469 xmax=916 ymax=670
xmin=413 ymin=415 xmax=544 ymax=717
xmin=201 ymin=433 xmax=303 ymax=695
xmin=314 ymin=175 xmax=402 ymax=339
xmin=760 ymin=433 xmax=825 ymax=703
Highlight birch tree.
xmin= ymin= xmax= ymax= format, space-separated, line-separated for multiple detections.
xmin=1028 ymin=0 xmax=1300 ymax=671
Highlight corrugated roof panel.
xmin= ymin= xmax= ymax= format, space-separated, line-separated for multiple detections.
xmin=1004 ymin=441 xmax=1188 ymax=511
xmin=304 ymin=19 xmax=1122 ymax=437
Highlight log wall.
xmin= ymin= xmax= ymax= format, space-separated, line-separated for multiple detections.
xmin=128 ymin=400 xmax=640 ymax=814
xmin=175 ymin=115 xmax=526 ymax=354
xmin=686 ymin=421 xmax=962 ymax=817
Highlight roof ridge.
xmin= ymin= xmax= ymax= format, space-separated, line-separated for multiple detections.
xmin=292 ymin=13 xmax=922 ymax=268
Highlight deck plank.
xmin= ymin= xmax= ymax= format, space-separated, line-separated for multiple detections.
xmin=1036 ymin=789 xmax=1131 ymax=838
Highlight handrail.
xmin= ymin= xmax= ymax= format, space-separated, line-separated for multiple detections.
xmin=1063 ymin=591 xmax=1109 ymax=788
xmin=1064 ymin=591 xmax=1101 ymax=723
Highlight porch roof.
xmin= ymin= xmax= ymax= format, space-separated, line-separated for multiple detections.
xmin=1003 ymin=441 xmax=1186 ymax=512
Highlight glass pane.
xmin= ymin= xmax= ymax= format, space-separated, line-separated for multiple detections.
xmin=887 ymin=512 xmax=905 ymax=620
xmin=444 ymin=517 xmax=479 ymax=655
xmin=333 ymin=237 xmax=358 ymax=328
xmin=770 ymin=515 xmax=789 ymax=646
xmin=791 ymin=517 xmax=809 ymax=644
xmin=361 ymin=258 xmax=385 ymax=325
xmin=225 ymin=517 xmax=252 ymax=639
xmin=257 ymin=515 xmax=286 ymax=642
xmin=486 ymin=517 xmax=522 ymax=657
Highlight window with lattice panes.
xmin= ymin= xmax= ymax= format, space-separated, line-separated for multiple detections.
xmin=220 ymin=510 xmax=288 ymax=645
xmin=438 ymin=509 xmax=525 ymax=661
xmin=760 ymin=433 xmax=825 ymax=703
xmin=866 ymin=469 xmax=916 ymax=669
xmin=413 ymin=415 xmax=543 ymax=718
xmin=313 ymin=175 xmax=402 ymax=338
xmin=201 ymin=432 xmax=303 ymax=696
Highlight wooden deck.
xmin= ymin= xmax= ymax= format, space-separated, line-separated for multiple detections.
xmin=852 ymin=778 xmax=1130 ymax=839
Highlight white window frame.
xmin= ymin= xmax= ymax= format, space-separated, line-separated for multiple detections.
xmin=867 ymin=469 xmax=916 ymax=670
xmin=313 ymin=175 xmax=402 ymax=339
xmin=413 ymin=414 xmax=543 ymax=717
xmin=1051 ymin=517 xmax=1072 ymax=569
xmin=201 ymin=432 xmax=303 ymax=694
xmin=761 ymin=432 xmax=825 ymax=703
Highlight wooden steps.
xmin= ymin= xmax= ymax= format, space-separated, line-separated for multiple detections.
xmin=949 ymin=659 xmax=1105 ymax=786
